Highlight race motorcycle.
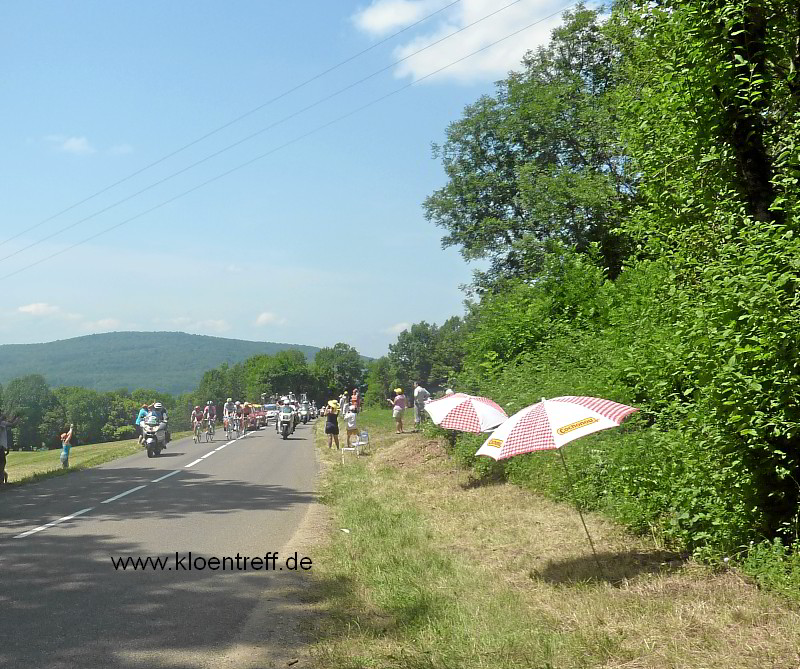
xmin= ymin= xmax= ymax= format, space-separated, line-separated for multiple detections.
xmin=142 ymin=414 xmax=167 ymax=458
xmin=278 ymin=406 xmax=295 ymax=440
xmin=299 ymin=403 xmax=310 ymax=424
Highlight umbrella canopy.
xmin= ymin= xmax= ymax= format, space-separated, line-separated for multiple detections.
xmin=425 ymin=393 xmax=508 ymax=433
xmin=476 ymin=396 xmax=638 ymax=460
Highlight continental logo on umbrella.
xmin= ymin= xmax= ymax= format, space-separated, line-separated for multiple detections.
xmin=487 ymin=438 xmax=504 ymax=449
xmin=556 ymin=417 xmax=599 ymax=435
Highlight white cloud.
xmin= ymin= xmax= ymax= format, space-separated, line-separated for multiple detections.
xmin=18 ymin=302 xmax=60 ymax=316
xmin=352 ymin=0 xmax=569 ymax=84
xmin=384 ymin=322 xmax=410 ymax=335
xmin=44 ymin=135 xmax=96 ymax=155
xmin=354 ymin=0 xmax=448 ymax=35
xmin=255 ymin=312 xmax=287 ymax=327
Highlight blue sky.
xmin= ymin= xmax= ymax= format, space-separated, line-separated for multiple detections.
xmin=1 ymin=0 xmax=569 ymax=358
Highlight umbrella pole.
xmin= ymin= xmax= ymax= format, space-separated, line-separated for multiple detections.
xmin=557 ymin=447 xmax=606 ymax=579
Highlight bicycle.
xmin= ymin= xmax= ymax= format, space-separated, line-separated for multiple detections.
xmin=224 ymin=416 xmax=233 ymax=440
xmin=205 ymin=417 xmax=215 ymax=442
xmin=193 ymin=420 xmax=202 ymax=443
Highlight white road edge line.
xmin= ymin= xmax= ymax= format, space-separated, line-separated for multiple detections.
xmin=14 ymin=507 xmax=95 ymax=539
xmin=101 ymin=485 xmax=147 ymax=504
xmin=152 ymin=470 xmax=181 ymax=483
xmin=185 ymin=458 xmax=203 ymax=468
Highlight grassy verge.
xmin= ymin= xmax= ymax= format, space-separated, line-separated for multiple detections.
xmin=309 ymin=408 xmax=800 ymax=668
xmin=4 ymin=431 xmax=192 ymax=485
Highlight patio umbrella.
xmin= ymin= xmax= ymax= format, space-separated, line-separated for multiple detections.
xmin=424 ymin=393 xmax=508 ymax=433
xmin=476 ymin=396 xmax=638 ymax=574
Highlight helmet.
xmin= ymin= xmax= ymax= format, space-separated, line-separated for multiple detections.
xmin=195 ymin=405 xmax=201 ymax=410
xmin=235 ymin=401 xmax=241 ymax=406
xmin=226 ymin=397 xmax=232 ymax=403
xmin=207 ymin=400 xmax=213 ymax=405
xmin=153 ymin=402 xmax=163 ymax=410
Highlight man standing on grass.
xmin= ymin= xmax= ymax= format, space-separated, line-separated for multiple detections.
xmin=413 ymin=381 xmax=430 ymax=432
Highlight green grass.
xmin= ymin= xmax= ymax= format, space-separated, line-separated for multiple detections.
xmin=3 ymin=431 xmax=192 ymax=485
xmin=308 ymin=412 xmax=800 ymax=669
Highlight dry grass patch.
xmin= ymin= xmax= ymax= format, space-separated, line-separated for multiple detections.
xmin=310 ymin=415 xmax=800 ymax=669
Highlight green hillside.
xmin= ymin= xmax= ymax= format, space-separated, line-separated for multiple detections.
xmin=0 ymin=331 xmax=320 ymax=395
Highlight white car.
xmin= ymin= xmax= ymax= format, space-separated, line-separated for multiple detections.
xmin=264 ymin=404 xmax=279 ymax=424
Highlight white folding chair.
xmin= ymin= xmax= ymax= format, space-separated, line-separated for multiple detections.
xmin=341 ymin=429 xmax=369 ymax=463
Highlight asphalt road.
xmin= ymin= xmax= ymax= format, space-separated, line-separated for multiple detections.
xmin=0 ymin=420 xmax=319 ymax=669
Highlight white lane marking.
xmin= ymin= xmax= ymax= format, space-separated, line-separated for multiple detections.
xmin=152 ymin=470 xmax=180 ymax=483
xmin=200 ymin=452 xmax=214 ymax=459
xmin=14 ymin=507 xmax=95 ymax=539
xmin=101 ymin=485 xmax=147 ymax=504
xmin=185 ymin=458 xmax=203 ymax=468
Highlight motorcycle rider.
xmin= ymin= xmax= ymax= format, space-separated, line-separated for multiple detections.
xmin=149 ymin=402 xmax=170 ymax=444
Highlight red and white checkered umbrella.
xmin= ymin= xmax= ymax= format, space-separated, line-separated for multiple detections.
xmin=476 ymin=396 xmax=638 ymax=460
xmin=424 ymin=393 xmax=508 ymax=433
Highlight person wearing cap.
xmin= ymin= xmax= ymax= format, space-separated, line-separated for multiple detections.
xmin=324 ymin=400 xmax=340 ymax=449
xmin=387 ymin=388 xmax=407 ymax=433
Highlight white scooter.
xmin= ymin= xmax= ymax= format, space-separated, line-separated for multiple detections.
xmin=278 ymin=407 xmax=295 ymax=440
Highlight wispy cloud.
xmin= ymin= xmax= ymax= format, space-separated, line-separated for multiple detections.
xmin=255 ymin=312 xmax=287 ymax=327
xmin=18 ymin=302 xmax=60 ymax=316
xmin=352 ymin=0 xmax=567 ymax=84
xmin=44 ymin=134 xmax=96 ymax=155
xmin=384 ymin=322 xmax=410 ymax=335
xmin=198 ymin=319 xmax=230 ymax=333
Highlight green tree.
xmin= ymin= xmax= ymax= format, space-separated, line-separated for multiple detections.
xmin=3 ymin=375 xmax=60 ymax=450
xmin=312 ymin=343 xmax=365 ymax=398
xmin=424 ymin=4 xmax=634 ymax=289
xmin=363 ymin=356 xmax=394 ymax=408
xmin=54 ymin=386 xmax=107 ymax=444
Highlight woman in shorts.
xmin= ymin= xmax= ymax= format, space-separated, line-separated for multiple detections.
xmin=324 ymin=401 xmax=340 ymax=450
xmin=387 ymin=388 xmax=407 ymax=433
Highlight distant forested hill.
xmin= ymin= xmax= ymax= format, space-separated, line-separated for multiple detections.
xmin=0 ymin=332 xmax=320 ymax=394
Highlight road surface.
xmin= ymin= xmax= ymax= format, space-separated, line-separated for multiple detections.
xmin=0 ymin=420 xmax=319 ymax=668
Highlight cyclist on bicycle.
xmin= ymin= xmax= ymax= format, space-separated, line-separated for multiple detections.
xmin=190 ymin=405 xmax=204 ymax=442
xmin=203 ymin=401 xmax=216 ymax=430
xmin=223 ymin=397 xmax=235 ymax=431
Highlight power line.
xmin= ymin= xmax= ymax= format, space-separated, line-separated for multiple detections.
xmin=0 ymin=0 xmax=577 ymax=283
xmin=0 ymin=0 xmax=525 ymax=265
xmin=0 ymin=0 xmax=462 ymax=250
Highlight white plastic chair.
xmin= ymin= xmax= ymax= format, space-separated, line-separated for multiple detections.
xmin=341 ymin=429 xmax=369 ymax=463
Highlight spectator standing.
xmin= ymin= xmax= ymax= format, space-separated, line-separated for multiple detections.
xmin=344 ymin=404 xmax=358 ymax=446
xmin=387 ymin=388 xmax=407 ymax=434
xmin=325 ymin=401 xmax=341 ymax=450
xmin=412 ymin=381 xmax=431 ymax=432
xmin=60 ymin=424 xmax=74 ymax=469
xmin=350 ymin=388 xmax=360 ymax=413
xmin=339 ymin=391 xmax=349 ymax=414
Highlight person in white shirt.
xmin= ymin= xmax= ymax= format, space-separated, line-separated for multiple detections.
xmin=412 ymin=381 xmax=431 ymax=432
xmin=344 ymin=405 xmax=358 ymax=446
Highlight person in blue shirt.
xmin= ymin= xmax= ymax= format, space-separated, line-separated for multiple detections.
xmin=135 ymin=404 xmax=149 ymax=444
xmin=60 ymin=424 xmax=74 ymax=469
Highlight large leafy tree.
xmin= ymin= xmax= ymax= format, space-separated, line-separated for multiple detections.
xmin=312 ymin=343 xmax=365 ymax=398
xmin=3 ymin=375 xmax=60 ymax=449
xmin=424 ymin=4 xmax=634 ymax=289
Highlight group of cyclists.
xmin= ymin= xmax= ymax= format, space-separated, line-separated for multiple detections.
xmin=190 ymin=398 xmax=253 ymax=443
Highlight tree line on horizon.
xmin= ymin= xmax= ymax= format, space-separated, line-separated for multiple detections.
xmin=0 ymin=343 xmax=366 ymax=450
